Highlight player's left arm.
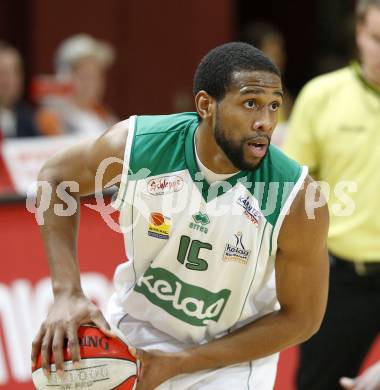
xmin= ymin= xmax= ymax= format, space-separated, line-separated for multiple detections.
xmin=135 ymin=176 xmax=329 ymax=390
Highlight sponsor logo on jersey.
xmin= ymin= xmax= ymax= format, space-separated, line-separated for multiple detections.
xmin=189 ymin=211 xmax=210 ymax=234
xmin=236 ymin=195 xmax=262 ymax=225
xmin=147 ymin=175 xmax=184 ymax=195
xmin=134 ymin=267 xmax=231 ymax=326
xmin=148 ymin=212 xmax=171 ymax=239
xmin=223 ymin=231 xmax=251 ymax=264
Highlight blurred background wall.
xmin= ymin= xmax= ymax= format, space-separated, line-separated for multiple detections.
xmin=0 ymin=0 xmax=356 ymax=119
xmin=239 ymin=0 xmax=356 ymax=94
xmin=0 ymin=0 xmax=235 ymax=118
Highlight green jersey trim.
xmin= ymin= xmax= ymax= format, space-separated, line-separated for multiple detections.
xmin=129 ymin=113 xmax=194 ymax=178
xmin=252 ymin=146 xmax=304 ymax=227
xmin=115 ymin=113 xmax=306 ymax=230
xmin=184 ymin=119 xmax=304 ymax=224
xmin=112 ymin=116 xmax=137 ymax=210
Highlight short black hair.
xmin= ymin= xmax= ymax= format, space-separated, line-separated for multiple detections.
xmin=193 ymin=42 xmax=280 ymax=101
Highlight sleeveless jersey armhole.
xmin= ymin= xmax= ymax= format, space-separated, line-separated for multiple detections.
xmin=112 ymin=115 xmax=137 ymax=210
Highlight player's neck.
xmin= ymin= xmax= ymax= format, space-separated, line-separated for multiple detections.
xmin=195 ymin=124 xmax=240 ymax=175
xmin=361 ymin=64 xmax=380 ymax=90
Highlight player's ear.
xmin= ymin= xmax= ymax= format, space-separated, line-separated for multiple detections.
xmin=195 ymin=91 xmax=215 ymax=121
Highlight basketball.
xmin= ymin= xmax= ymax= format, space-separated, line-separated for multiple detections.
xmin=150 ymin=212 xmax=165 ymax=226
xmin=32 ymin=325 xmax=139 ymax=390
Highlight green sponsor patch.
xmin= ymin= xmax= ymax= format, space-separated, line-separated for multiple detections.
xmin=134 ymin=267 xmax=231 ymax=326
xmin=192 ymin=212 xmax=210 ymax=226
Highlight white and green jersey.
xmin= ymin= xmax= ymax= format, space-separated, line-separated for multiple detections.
xmin=109 ymin=112 xmax=307 ymax=349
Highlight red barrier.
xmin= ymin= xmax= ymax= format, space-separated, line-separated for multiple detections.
xmin=0 ymin=199 xmax=125 ymax=389
xmin=0 ymin=200 xmax=379 ymax=389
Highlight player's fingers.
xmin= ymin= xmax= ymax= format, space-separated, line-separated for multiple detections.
xmin=40 ymin=329 xmax=53 ymax=376
xmin=355 ymin=378 xmax=377 ymax=390
xmin=135 ymin=378 xmax=144 ymax=390
xmin=52 ymin=327 xmax=65 ymax=377
xmin=129 ymin=347 xmax=146 ymax=363
xmin=31 ymin=325 xmax=45 ymax=369
xmin=136 ymin=379 xmax=147 ymax=390
xmin=67 ymin=323 xmax=81 ymax=368
xmin=133 ymin=349 xmax=146 ymax=381
xmin=129 ymin=346 xmax=143 ymax=379
xmin=129 ymin=346 xmax=137 ymax=358
xmin=90 ymin=311 xmax=117 ymax=338
xmin=340 ymin=377 xmax=356 ymax=389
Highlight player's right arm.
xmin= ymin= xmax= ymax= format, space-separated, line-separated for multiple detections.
xmin=31 ymin=120 xmax=129 ymax=377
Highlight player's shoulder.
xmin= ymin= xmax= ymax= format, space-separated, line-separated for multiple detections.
xmin=277 ymin=174 xmax=329 ymax=252
xmin=107 ymin=118 xmax=130 ymax=139
xmin=135 ymin=112 xmax=198 ymax=136
xmin=88 ymin=118 xmax=130 ymax=165
xmin=289 ymin=175 xmax=329 ymax=227
xmin=266 ymin=144 xmax=304 ymax=182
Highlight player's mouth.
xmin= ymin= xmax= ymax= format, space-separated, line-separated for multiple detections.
xmin=246 ymin=137 xmax=269 ymax=158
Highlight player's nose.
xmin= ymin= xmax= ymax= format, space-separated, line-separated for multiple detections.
xmin=252 ymin=110 xmax=274 ymax=134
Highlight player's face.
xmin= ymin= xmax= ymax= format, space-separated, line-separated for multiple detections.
xmin=0 ymin=51 xmax=23 ymax=107
xmin=214 ymin=70 xmax=282 ymax=171
xmin=356 ymin=5 xmax=380 ymax=87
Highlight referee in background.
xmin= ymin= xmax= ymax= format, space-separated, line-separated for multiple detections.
xmin=285 ymin=0 xmax=380 ymax=389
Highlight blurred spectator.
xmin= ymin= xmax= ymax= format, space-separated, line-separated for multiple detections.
xmin=242 ymin=22 xmax=286 ymax=77
xmin=0 ymin=42 xmax=40 ymax=138
xmin=285 ymin=0 xmax=380 ymax=389
xmin=37 ymin=34 xmax=117 ymax=137
xmin=241 ymin=21 xmax=292 ymax=148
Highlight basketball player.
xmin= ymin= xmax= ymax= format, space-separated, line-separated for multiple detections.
xmin=31 ymin=42 xmax=329 ymax=389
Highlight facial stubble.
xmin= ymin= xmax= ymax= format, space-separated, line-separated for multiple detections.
xmin=213 ymin=108 xmax=270 ymax=171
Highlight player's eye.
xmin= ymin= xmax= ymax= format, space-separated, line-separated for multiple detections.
xmin=244 ymin=100 xmax=257 ymax=109
xmin=269 ymin=102 xmax=280 ymax=112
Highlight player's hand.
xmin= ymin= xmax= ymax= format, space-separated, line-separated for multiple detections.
xmin=132 ymin=348 xmax=181 ymax=390
xmin=31 ymin=291 xmax=115 ymax=377
xmin=340 ymin=362 xmax=380 ymax=390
